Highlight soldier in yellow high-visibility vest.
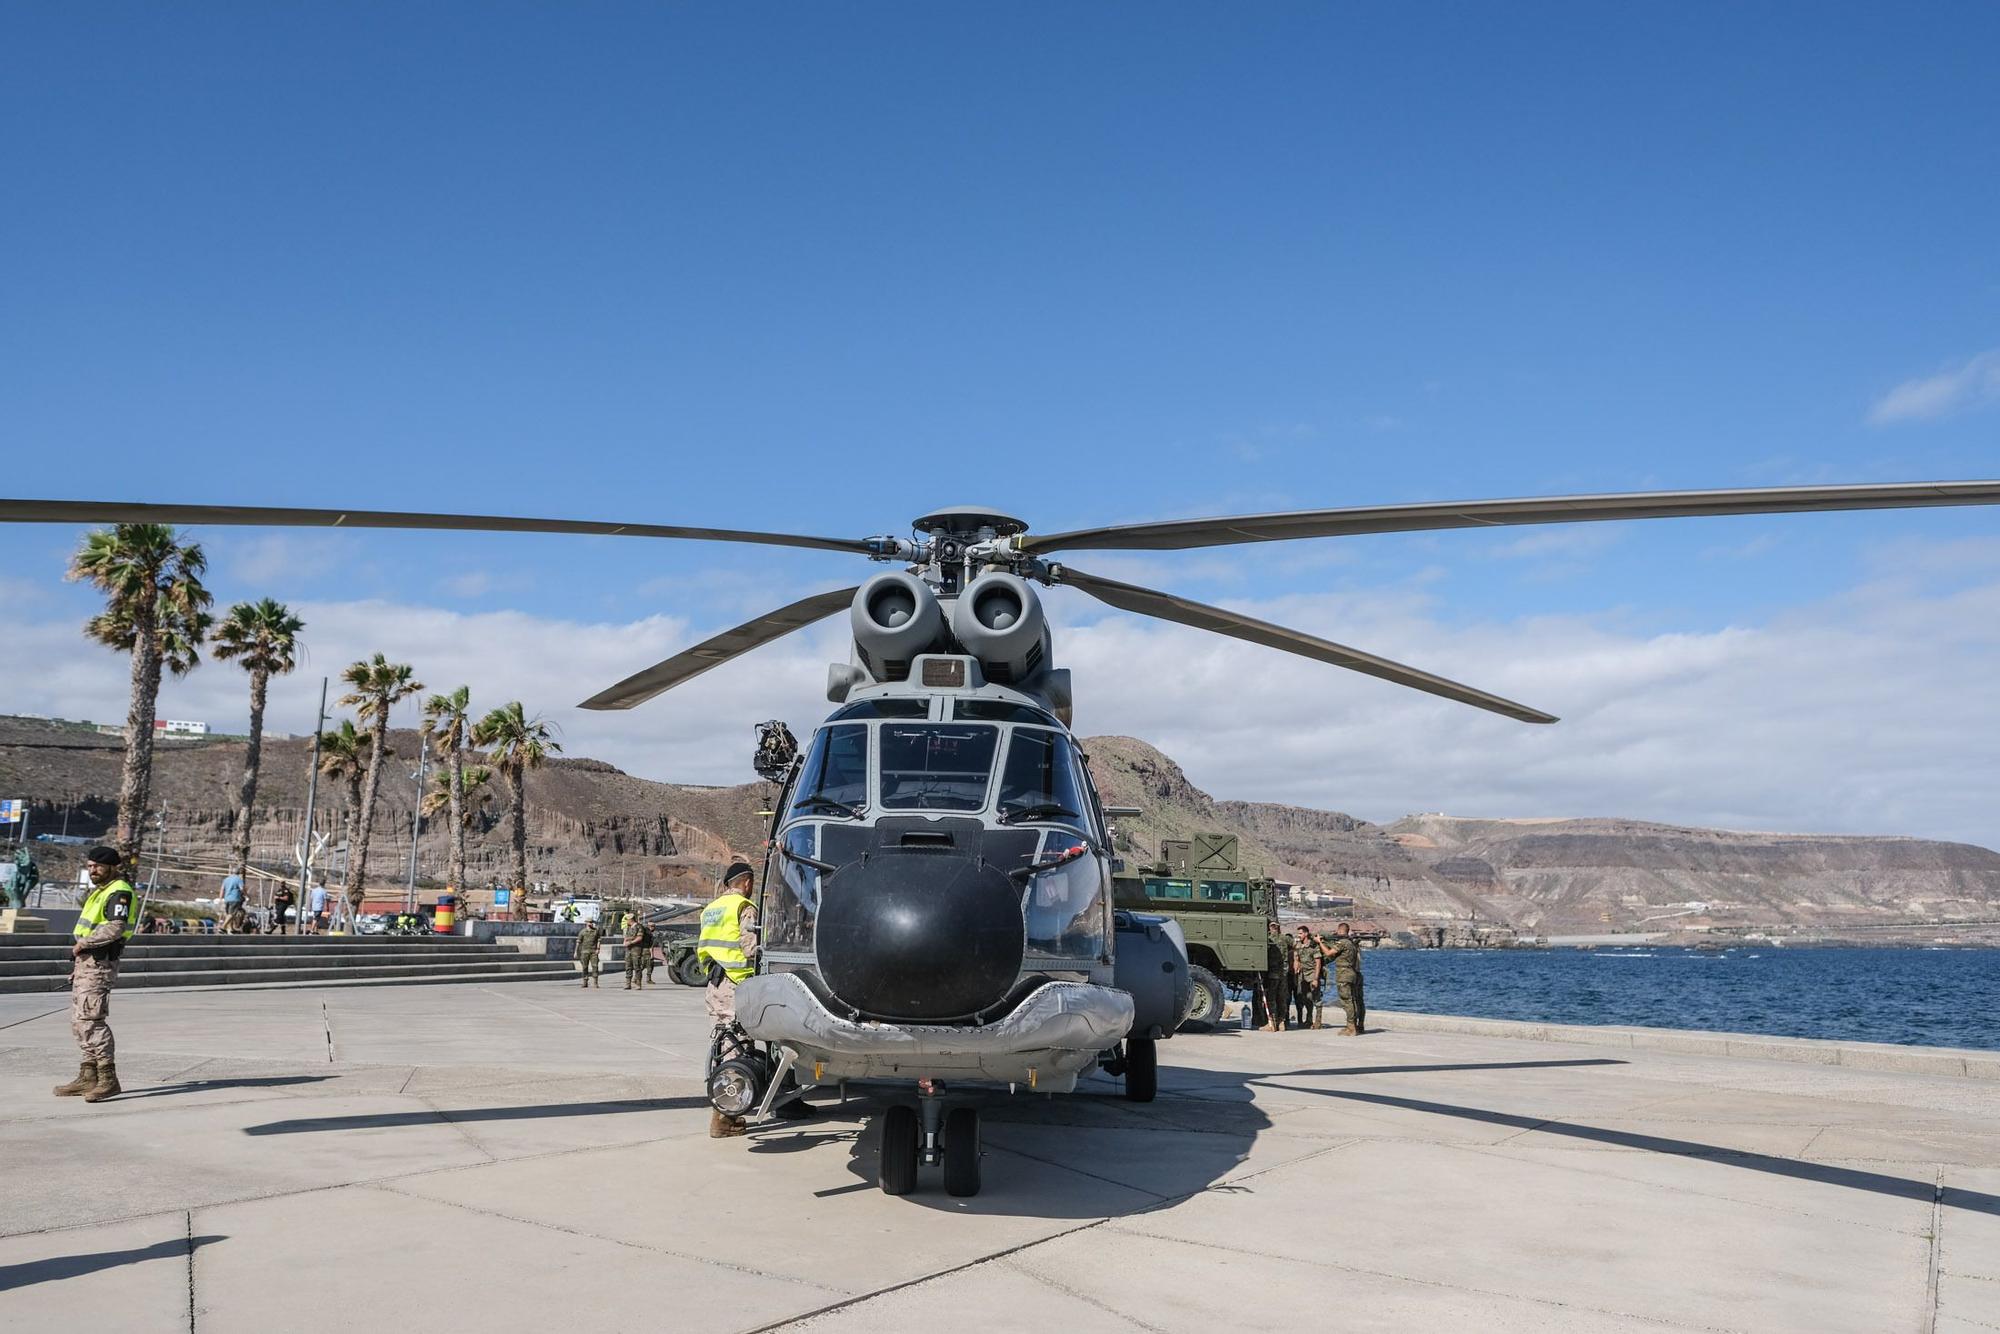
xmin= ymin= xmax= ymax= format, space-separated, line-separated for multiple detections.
xmin=54 ymin=847 xmax=136 ymax=1103
xmin=698 ymin=861 xmax=760 ymax=1138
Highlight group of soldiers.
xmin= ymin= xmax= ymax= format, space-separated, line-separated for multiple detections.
xmin=1253 ymin=919 xmax=1366 ymax=1035
xmin=570 ymin=912 xmax=658 ymax=989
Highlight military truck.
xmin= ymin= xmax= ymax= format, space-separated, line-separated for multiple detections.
xmin=1111 ymin=833 xmax=1278 ymax=1032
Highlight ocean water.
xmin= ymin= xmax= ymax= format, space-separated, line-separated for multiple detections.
xmin=1340 ymin=946 xmax=2000 ymax=1052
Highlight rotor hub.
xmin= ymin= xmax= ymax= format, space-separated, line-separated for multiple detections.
xmin=910 ymin=505 xmax=1028 ymax=541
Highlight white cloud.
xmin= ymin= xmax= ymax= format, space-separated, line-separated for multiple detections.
xmin=1868 ymin=348 xmax=2000 ymax=425
xmin=439 ymin=571 xmax=494 ymax=598
xmin=14 ymin=554 xmax=2000 ymax=850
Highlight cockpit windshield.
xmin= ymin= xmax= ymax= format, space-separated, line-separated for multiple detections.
xmin=877 ymin=724 xmax=998 ymax=811
xmin=786 ymin=723 xmax=868 ymax=821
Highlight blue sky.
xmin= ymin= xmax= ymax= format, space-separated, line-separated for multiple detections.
xmin=3 ymin=5 xmax=1998 ymax=842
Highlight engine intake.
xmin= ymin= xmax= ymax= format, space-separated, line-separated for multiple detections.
xmin=851 ymin=571 xmax=946 ymax=680
xmin=950 ymin=572 xmax=1049 ymax=684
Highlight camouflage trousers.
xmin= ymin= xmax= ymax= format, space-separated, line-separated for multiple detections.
xmin=579 ymin=949 xmax=600 ymax=981
xmin=1293 ymin=974 xmax=1323 ymax=1026
xmin=71 ymin=955 xmax=119 ymax=1063
xmin=1336 ymin=974 xmax=1365 ymax=1030
xmin=625 ymin=949 xmax=646 ymax=983
xmin=706 ymin=977 xmax=751 ymax=1063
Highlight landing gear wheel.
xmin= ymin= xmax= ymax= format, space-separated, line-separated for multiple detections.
xmin=943 ymin=1106 xmax=982 ymax=1197
xmin=674 ymin=954 xmax=707 ymax=987
xmin=1123 ymin=1037 xmax=1158 ymax=1102
xmin=1181 ymin=966 xmax=1225 ymax=1032
xmin=879 ymin=1104 xmax=920 ymax=1195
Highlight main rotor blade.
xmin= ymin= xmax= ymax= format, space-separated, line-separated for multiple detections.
xmin=579 ymin=585 xmax=860 ymax=711
xmin=0 ymin=499 xmax=872 ymax=555
xmin=1054 ymin=565 xmax=1558 ymax=724
xmin=1021 ymin=481 xmax=2000 ymax=554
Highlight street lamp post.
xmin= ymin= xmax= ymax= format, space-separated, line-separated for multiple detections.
xmin=297 ymin=678 xmax=329 ymax=925
xmin=405 ymin=733 xmax=428 ymax=914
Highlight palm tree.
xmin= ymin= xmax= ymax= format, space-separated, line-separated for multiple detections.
xmin=338 ymin=655 xmax=423 ymax=917
xmin=68 ymin=525 xmax=212 ymax=855
xmin=420 ymin=686 xmax=474 ymax=896
xmin=472 ymin=702 xmax=560 ymax=904
xmin=213 ymin=600 xmax=305 ymax=888
xmin=422 ymin=764 xmax=492 ymax=828
xmin=317 ymin=720 xmax=371 ymax=864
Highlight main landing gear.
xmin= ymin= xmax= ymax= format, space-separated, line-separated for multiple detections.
xmin=877 ymin=1080 xmax=982 ymax=1197
xmin=1098 ymin=1036 xmax=1158 ymax=1102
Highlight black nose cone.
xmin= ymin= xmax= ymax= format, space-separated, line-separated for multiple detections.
xmin=815 ymin=850 xmax=1024 ymax=1021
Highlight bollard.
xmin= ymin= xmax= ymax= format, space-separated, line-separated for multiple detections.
xmin=434 ymin=893 xmax=456 ymax=935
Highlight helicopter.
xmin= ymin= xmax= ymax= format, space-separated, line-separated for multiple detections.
xmin=5 ymin=479 xmax=1999 ymax=1197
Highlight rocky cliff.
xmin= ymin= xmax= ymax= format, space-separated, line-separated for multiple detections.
xmin=6 ymin=716 xmax=1999 ymax=935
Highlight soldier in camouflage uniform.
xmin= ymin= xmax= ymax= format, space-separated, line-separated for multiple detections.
xmin=54 ymin=847 xmax=136 ymax=1102
xmin=622 ymin=915 xmax=649 ymax=990
xmin=575 ymin=918 xmax=604 ymax=988
xmin=1259 ymin=919 xmax=1293 ymax=1032
xmin=1328 ymin=921 xmax=1366 ymax=1035
xmin=1292 ymin=926 xmax=1326 ymax=1029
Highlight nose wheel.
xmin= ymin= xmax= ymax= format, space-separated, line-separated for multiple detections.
xmin=876 ymin=1086 xmax=982 ymax=1197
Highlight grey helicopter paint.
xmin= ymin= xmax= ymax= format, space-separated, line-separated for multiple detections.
xmin=7 ymin=480 xmax=1999 ymax=1196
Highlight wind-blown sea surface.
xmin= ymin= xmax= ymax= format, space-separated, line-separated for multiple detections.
xmin=1343 ymin=946 xmax=2000 ymax=1051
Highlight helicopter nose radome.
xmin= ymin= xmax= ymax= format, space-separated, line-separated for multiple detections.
xmin=814 ymin=850 xmax=1024 ymax=1022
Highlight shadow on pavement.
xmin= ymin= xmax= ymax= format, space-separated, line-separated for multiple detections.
xmin=242 ymin=1095 xmax=709 ymax=1135
xmin=1284 ymin=1058 xmax=1630 ymax=1079
xmin=0 ymin=1235 xmax=225 ymax=1292
xmin=121 ymin=1075 xmax=337 ymax=1100
xmin=1256 ymin=1080 xmax=2000 ymax=1217
xmin=767 ymin=1077 xmax=1277 ymax=1218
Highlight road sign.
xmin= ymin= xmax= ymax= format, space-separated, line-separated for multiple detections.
xmin=0 ymin=801 xmax=23 ymax=824
xmin=494 ymin=888 xmax=511 ymax=906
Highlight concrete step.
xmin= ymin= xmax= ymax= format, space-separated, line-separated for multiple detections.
xmin=0 ymin=948 xmax=533 ymax=978
xmin=0 ymin=932 xmax=499 ymax=950
xmin=0 ymin=957 xmax=574 ymax=993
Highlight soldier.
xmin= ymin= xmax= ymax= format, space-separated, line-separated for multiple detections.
xmin=269 ymin=882 xmax=295 ymax=935
xmin=576 ymin=917 xmax=604 ymax=989
xmin=1293 ymin=925 xmax=1325 ymax=1029
xmin=1328 ymin=921 xmax=1366 ymax=1035
xmin=699 ymin=861 xmax=760 ymax=1136
xmin=54 ymin=846 xmax=135 ymax=1103
xmin=1260 ymin=919 xmax=1292 ymax=1032
xmin=622 ymin=913 xmax=648 ymax=990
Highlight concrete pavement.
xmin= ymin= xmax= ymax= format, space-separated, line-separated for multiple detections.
xmin=1 ymin=979 xmax=1996 ymax=1332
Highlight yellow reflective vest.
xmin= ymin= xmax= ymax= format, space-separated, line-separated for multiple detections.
xmin=74 ymin=878 xmax=137 ymax=948
xmin=695 ymin=891 xmax=755 ymax=982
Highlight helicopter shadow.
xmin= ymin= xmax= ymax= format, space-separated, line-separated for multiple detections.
xmin=741 ymin=1063 xmax=1279 ymax=1218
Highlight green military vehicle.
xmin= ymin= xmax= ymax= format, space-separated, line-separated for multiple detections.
xmin=1112 ymin=833 xmax=1278 ymax=1032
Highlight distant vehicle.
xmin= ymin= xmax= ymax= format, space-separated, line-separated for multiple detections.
xmin=552 ymin=898 xmax=603 ymax=924
xmin=353 ymin=913 xmax=389 ymax=935
xmin=1112 ymin=833 xmax=1279 ymax=1031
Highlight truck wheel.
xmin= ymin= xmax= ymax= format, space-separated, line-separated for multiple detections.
xmin=1181 ymin=966 xmax=1225 ymax=1032
xmin=1122 ymin=1037 xmax=1158 ymax=1102
xmin=674 ymin=954 xmax=706 ymax=987
xmin=879 ymin=1104 xmax=920 ymax=1195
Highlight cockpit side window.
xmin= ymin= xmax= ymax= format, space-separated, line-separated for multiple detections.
xmin=786 ymin=724 xmax=869 ymax=821
xmin=995 ymin=727 xmax=1088 ymax=831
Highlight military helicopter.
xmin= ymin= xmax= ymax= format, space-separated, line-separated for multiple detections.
xmin=6 ymin=480 xmax=1999 ymax=1197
